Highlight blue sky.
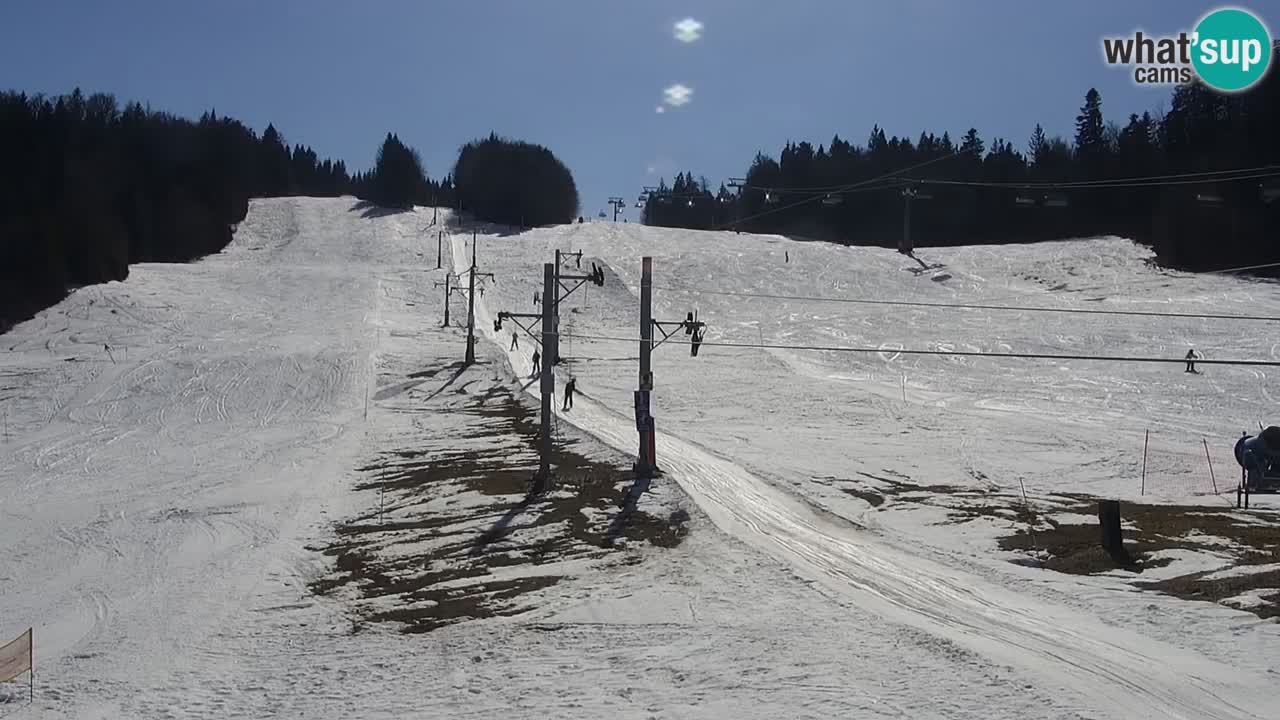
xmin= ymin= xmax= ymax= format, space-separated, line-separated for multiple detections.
xmin=0 ymin=1 xmax=1268 ymax=217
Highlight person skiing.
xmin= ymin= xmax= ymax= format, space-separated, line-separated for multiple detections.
xmin=531 ymin=350 xmax=540 ymax=377
xmin=1185 ymin=348 xmax=1200 ymax=373
xmin=785 ymin=251 xmax=789 ymax=263
xmin=510 ymin=332 xmax=519 ymax=350
xmin=533 ymin=291 xmax=540 ymax=306
xmin=563 ymin=377 xmax=576 ymax=410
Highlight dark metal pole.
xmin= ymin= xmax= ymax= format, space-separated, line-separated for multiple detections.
xmin=552 ymin=249 xmax=562 ymax=365
xmin=465 ymin=233 xmax=477 ymax=365
xmin=436 ymin=230 xmax=442 ymax=269
xmin=901 ymin=191 xmax=913 ymax=254
xmin=538 ymin=263 xmax=555 ymax=490
xmin=638 ymin=256 xmax=654 ymax=476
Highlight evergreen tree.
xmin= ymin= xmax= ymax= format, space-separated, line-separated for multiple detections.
xmin=259 ymin=123 xmax=292 ymax=196
xmin=1074 ymin=88 xmax=1107 ymax=179
xmin=453 ymin=133 xmax=578 ymax=226
xmin=1028 ymin=123 xmax=1048 ymax=165
xmin=367 ymin=133 xmax=426 ymax=209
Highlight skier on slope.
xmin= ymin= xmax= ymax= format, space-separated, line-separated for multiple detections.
xmin=1185 ymin=348 xmax=1200 ymax=373
xmin=563 ymin=377 xmax=576 ymax=410
xmin=511 ymin=332 xmax=519 ymax=350
xmin=531 ymin=350 xmax=540 ymax=377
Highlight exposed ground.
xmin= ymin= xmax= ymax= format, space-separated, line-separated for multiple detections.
xmin=810 ymin=472 xmax=1280 ymax=619
xmin=309 ymin=378 xmax=689 ymax=633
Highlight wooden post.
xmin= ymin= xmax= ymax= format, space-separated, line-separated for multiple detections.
xmin=1203 ymin=438 xmax=1218 ymax=494
xmin=1098 ymin=499 xmax=1129 ymax=565
xmin=1140 ymin=429 xmax=1150 ymax=495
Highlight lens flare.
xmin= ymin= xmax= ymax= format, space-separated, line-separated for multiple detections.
xmin=662 ymin=84 xmax=693 ymax=107
xmin=674 ymin=18 xmax=704 ymax=43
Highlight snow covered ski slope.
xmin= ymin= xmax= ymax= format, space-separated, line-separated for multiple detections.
xmin=3 ymin=197 xmax=1278 ymax=718
xmin=0 ymin=198 xmax=423 ymax=716
xmin=458 ymin=220 xmax=1280 ymax=719
xmin=475 ymin=222 xmax=1280 ymax=503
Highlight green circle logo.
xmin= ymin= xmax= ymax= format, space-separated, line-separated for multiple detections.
xmin=1191 ymin=8 xmax=1273 ymax=92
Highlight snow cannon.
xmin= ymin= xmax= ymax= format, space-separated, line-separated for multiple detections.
xmin=1234 ymin=426 xmax=1280 ymax=492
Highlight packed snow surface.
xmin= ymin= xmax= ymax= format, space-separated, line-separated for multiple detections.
xmin=2 ymin=197 xmax=1277 ymax=718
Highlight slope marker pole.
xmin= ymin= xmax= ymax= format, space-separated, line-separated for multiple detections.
xmin=1140 ymin=429 xmax=1150 ymax=496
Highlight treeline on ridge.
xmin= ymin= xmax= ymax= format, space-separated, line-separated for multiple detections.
xmin=643 ymin=75 xmax=1280 ymax=273
xmin=0 ymin=88 xmax=583 ymax=333
xmin=0 ymin=88 xmax=365 ymax=331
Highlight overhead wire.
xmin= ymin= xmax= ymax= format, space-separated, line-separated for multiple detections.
xmin=639 ymin=157 xmax=1278 ymax=322
xmin=648 ymin=284 xmax=1280 ymax=323
xmin=626 ymin=160 xmax=1280 ymax=368
xmin=712 ymin=148 xmax=978 ymax=231
xmin=740 ymin=163 xmax=1280 ymax=194
xmin=647 ymin=157 xmax=1280 ymax=232
xmin=915 ymin=169 xmax=1280 ymax=190
xmin=832 ymin=255 xmax=1280 ymax=325
xmin=648 ymin=259 xmax=1280 ymax=363
xmin=943 ymin=258 xmax=1280 ymax=313
xmin=560 ymin=331 xmax=1280 ymax=367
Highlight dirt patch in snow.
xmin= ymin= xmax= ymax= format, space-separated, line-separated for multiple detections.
xmin=1142 ymin=569 xmax=1280 ymax=620
xmin=996 ymin=496 xmax=1280 ymax=618
xmin=835 ymin=470 xmax=1280 ymax=619
xmin=311 ymin=376 xmax=688 ymax=633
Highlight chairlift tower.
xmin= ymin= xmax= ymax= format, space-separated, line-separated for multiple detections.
xmin=608 ymin=196 xmax=626 ymax=222
xmin=900 ymin=186 xmax=932 ymax=254
xmin=634 ymin=256 xmax=707 ymax=478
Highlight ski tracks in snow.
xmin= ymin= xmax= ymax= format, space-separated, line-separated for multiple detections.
xmin=552 ymin=380 xmax=1272 ymax=719
xmin=463 ymin=241 xmax=1274 ymax=720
